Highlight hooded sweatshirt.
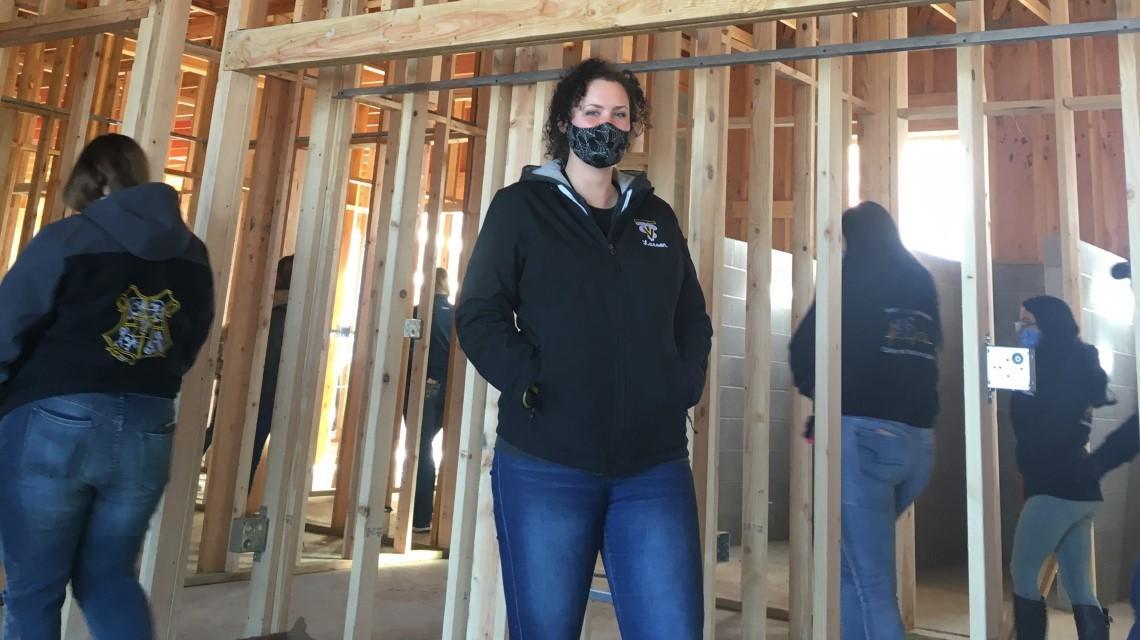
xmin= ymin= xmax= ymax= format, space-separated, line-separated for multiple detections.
xmin=1010 ymin=295 xmax=1108 ymax=501
xmin=455 ymin=161 xmax=713 ymax=475
xmin=789 ymin=203 xmax=942 ymax=429
xmin=0 ymin=183 xmax=214 ymax=418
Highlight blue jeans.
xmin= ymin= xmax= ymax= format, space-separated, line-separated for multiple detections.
xmin=412 ymin=380 xmax=445 ymax=529
xmin=491 ymin=446 xmax=703 ymax=640
xmin=0 ymin=393 xmax=176 ymax=640
xmin=840 ymin=416 xmax=935 ymax=640
xmin=1010 ymin=495 xmax=1100 ymax=607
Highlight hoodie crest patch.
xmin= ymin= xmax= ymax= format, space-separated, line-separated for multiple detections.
xmin=103 ymin=285 xmax=181 ymax=364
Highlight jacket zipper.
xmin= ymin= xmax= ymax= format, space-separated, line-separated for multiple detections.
xmin=555 ymin=183 xmax=634 ymax=471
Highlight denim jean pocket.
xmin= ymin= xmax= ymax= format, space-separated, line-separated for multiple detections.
xmin=21 ymin=402 xmax=95 ymax=479
xmin=854 ymin=424 xmax=911 ymax=485
xmin=138 ymin=424 xmax=176 ymax=491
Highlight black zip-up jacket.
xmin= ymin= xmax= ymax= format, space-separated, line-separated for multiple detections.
xmin=455 ymin=162 xmax=713 ymax=475
xmin=0 ymin=183 xmax=214 ymax=418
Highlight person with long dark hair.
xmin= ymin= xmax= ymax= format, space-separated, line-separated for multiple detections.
xmin=0 ymin=134 xmax=214 ymax=639
xmin=455 ymin=58 xmax=712 ymax=639
xmin=789 ymin=201 xmax=942 ymax=640
xmin=1009 ymin=295 xmax=1119 ymax=639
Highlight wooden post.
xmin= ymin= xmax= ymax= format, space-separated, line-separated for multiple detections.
xmin=433 ymin=53 xmax=495 ymax=551
xmin=246 ymin=55 xmax=361 ymax=634
xmin=1052 ymin=0 xmax=1082 ymax=310
xmin=440 ymin=46 xmax=514 ymax=640
xmin=334 ymin=60 xmax=405 ymax=551
xmin=332 ymin=103 xmax=395 ymax=546
xmin=1118 ymin=0 xmax=1140 ymax=539
xmin=137 ymin=0 xmax=268 ymax=634
xmin=789 ymin=17 xmax=817 ymax=640
xmin=392 ymin=54 xmax=454 ymax=553
xmin=742 ymin=20 xmax=776 ymax=640
xmin=197 ymin=75 xmax=300 ymax=575
xmin=856 ymin=7 xmax=917 ymax=629
xmin=957 ymin=0 xmax=1004 ymax=636
xmin=813 ymin=15 xmax=845 ymax=640
xmin=648 ymin=33 xmax=681 ymax=205
xmin=18 ymin=37 xmax=70 ymax=250
xmin=119 ymin=0 xmax=192 ymax=180
xmin=687 ymin=28 xmax=728 ymax=640
xmin=51 ymin=34 xmax=102 ymax=222
xmin=185 ymin=16 xmax=226 ymax=225
xmin=341 ymin=53 xmax=431 ymax=640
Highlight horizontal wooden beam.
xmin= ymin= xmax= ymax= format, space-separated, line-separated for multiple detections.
xmin=898 ymin=93 xmax=1124 ymax=119
xmin=353 ymin=94 xmax=486 ymax=136
xmin=339 ymin=18 xmax=1140 ymax=100
xmin=223 ymin=0 xmax=943 ymax=72
xmin=0 ymin=0 xmax=148 ymax=47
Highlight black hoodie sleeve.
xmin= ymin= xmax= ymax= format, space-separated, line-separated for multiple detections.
xmin=675 ymin=242 xmax=713 ymax=406
xmin=455 ymin=190 xmax=539 ymax=399
xmin=0 ymin=226 xmax=67 ymax=385
xmin=789 ymin=302 xmax=816 ymax=399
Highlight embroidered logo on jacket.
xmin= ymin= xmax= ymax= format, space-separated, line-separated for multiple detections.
xmin=103 ymin=286 xmax=182 ymax=365
xmin=634 ymin=219 xmax=667 ymax=248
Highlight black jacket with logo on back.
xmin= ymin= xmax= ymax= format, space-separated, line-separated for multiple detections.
xmin=455 ymin=161 xmax=713 ymax=475
xmin=0 ymin=183 xmax=214 ymax=418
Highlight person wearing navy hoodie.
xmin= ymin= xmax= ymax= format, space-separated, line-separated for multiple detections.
xmin=455 ymin=58 xmax=712 ymax=639
xmin=789 ymin=202 xmax=942 ymax=640
xmin=0 ymin=134 xmax=214 ymax=640
xmin=1009 ymin=295 xmax=1121 ymax=640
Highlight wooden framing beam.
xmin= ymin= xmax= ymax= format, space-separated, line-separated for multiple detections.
xmin=17 ymin=35 xmax=69 ymax=252
xmin=51 ymin=34 xmax=103 ymax=222
xmin=956 ymin=0 xmax=1004 ymax=637
xmin=0 ymin=0 xmax=147 ymax=48
xmin=223 ymin=0 xmax=956 ymax=72
xmin=440 ymin=46 xmax=513 ymax=640
xmin=647 ymin=32 xmax=681 ymax=207
xmin=120 ymin=0 xmax=193 ymax=179
xmin=1052 ymin=0 xmax=1082 ymax=310
xmin=812 ymin=14 xmax=844 ymax=640
xmin=137 ymin=0 xmax=264 ymax=634
xmin=391 ymin=53 xmax=454 ymax=554
xmin=1120 ymin=0 xmax=1140 ymax=522
xmin=334 ymin=63 xmax=401 ymax=555
xmin=742 ymin=20 xmax=776 ymax=640
xmin=932 ymin=3 xmax=957 ymax=21
xmin=342 ymin=51 xmax=431 ymax=640
xmin=687 ymin=27 xmax=728 ymax=640
xmin=430 ymin=58 xmax=489 ymax=550
xmin=1018 ymin=0 xmax=1051 ymax=23
xmin=246 ymin=58 xmax=360 ymax=636
xmin=788 ymin=17 xmax=816 ymax=640
xmin=897 ymin=94 xmax=1124 ymax=119
xmin=137 ymin=0 xmax=268 ymax=634
xmin=197 ymin=75 xmax=300 ymax=575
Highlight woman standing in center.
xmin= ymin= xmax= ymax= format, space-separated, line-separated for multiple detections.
xmin=456 ymin=58 xmax=713 ymax=640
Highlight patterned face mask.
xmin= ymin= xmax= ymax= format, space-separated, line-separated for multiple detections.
xmin=566 ymin=122 xmax=630 ymax=168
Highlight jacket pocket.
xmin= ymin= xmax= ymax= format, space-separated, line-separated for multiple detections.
xmin=21 ymin=402 xmax=96 ymax=480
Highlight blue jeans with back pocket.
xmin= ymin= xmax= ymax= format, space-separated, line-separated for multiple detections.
xmin=0 ymin=393 xmax=176 ymax=640
xmin=839 ymin=415 xmax=935 ymax=640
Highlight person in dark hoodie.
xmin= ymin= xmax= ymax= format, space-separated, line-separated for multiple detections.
xmin=789 ymin=202 xmax=941 ymax=640
xmin=455 ymin=58 xmax=712 ymax=639
xmin=0 ymin=134 xmax=214 ymax=639
xmin=1009 ymin=295 xmax=1118 ymax=640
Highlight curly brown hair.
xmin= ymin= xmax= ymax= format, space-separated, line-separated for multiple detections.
xmin=542 ymin=58 xmax=650 ymax=162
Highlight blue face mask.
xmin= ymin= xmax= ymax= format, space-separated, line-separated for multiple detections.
xmin=1017 ymin=325 xmax=1042 ymax=349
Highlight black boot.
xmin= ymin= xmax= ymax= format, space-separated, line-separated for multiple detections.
xmin=1073 ymin=604 xmax=1110 ymax=640
xmin=1014 ymin=595 xmax=1047 ymax=639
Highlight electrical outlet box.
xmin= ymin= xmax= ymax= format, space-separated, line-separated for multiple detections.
xmin=229 ymin=509 xmax=269 ymax=558
xmin=986 ymin=346 xmax=1036 ymax=393
xmin=403 ymin=318 xmax=422 ymax=339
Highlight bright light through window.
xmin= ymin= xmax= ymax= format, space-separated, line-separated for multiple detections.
xmin=898 ymin=132 xmax=966 ymax=262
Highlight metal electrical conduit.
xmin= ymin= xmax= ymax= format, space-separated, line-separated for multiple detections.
xmin=339 ymin=17 xmax=1140 ymax=99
